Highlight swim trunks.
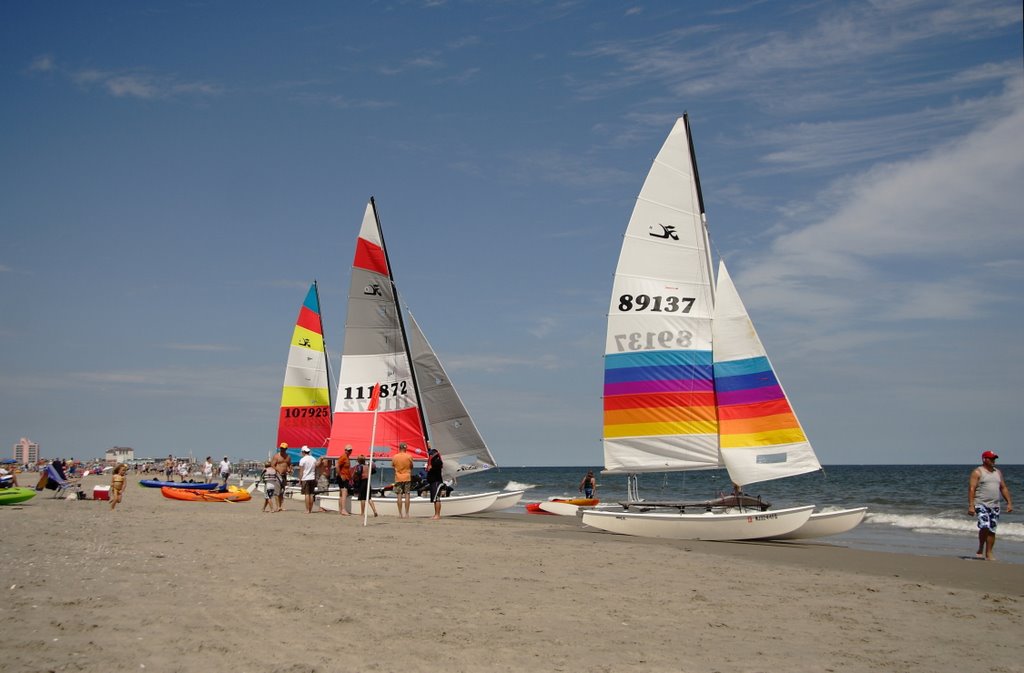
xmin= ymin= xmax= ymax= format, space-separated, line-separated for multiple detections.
xmin=976 ymin=503 xmax=1000 ymax=531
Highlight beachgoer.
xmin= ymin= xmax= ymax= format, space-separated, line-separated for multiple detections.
xmin=426 ymin=444 xmax=444 ymax=520
xmin=271 ymin=443 xmax=292 ymax=512
xmin=316 ymin=454 xmax=330 ymax=493
xmin=0 ymin=466 xmax=19 ymax=488
xmin=335 ymin=446 xmax=353 ymax=516
xmin=110 ymin=463 xmax=128 ymax=510
xmin=352 ymin=455 xmax=378 ymax=518
xmin=298 ymin=447 xmax=317 ymax=514
xmin=261 ymin=461 xmax=279 ymax=513
xmin=219 ymin=456 xmax=231 ymax=487
xmin=177 ymin=460 xmax=189 ymax=482
xmin=391 ymin=442 xmax=414 ymax=518
xmin=579 ymin=470 xmax=597 ymax=499
xmin=968 ymin=450 xmax=1013 ymax=561
xmin=164 ymin=455 xmax=174 ymax=481
xmin=203 ymin=456 xmax=214 ymax=483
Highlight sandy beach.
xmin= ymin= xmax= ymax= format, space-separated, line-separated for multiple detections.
xmin=2 ymin=475 xmax=1021 ymax=673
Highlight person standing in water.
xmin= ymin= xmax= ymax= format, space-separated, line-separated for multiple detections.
xmin=578 ymin=470 xmax=597 ymax=499
xmin=968 ymin=450 xmax=1013 ymax=561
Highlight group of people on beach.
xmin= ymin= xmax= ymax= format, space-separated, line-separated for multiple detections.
xmin=95 ymin=447 xmax=1014 ymax=559
xmin=160 ymin=455 xmax=232 ymax=486
xmin=258 ymin=441 xmax=448 ymax=519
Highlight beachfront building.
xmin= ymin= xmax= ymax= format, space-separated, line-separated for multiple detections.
xmin=13 ymin=437 xmax=39 ymax=465
xmin=105 ymin=446 xmax=134 ymax=464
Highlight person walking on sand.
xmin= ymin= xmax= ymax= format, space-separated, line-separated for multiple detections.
xmin=298 ymin=447 xmax=317 ymax=514
xmin=579 ymin=470 xmax=597 ymax=499
xmin=335 ymin=446 xmax=353 ymax=516
xmin=203 ymin=456 xmax=214 ymax=484
xmin=109 ymin=463 xmax=128 ymax=510
xmin=271 ymin=443 xmax=292 ymax=512
xmin=426 ymin=444 xmax=444 ymax=520
xmin=968 ymin=450 xmax=1013 ymax=561
xmin=391 ymin=442 xmax=414 ymax=518
xmin=219 ymin=456 xmax=231 ymax=487
xmin=164 ymin=455 xmax=174 ymax=481
xmin=261 ymin=461 xmax=279 ymax=513
xmin=353 ymin=455 xmax=377 ymax=518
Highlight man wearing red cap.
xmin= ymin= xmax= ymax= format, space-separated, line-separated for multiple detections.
xmin=968 ymin=451 xmax=1013 ymax=560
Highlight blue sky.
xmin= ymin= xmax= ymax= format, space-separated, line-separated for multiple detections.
xmin=2 ymin=1 xmax=1022 ymax=467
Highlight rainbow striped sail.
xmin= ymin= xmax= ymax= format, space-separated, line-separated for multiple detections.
xmin=602 ymin=115 xmax=820 ymax=487
xmin=277 ymin=282 xmax=332 ymax=451
xmin=603 ymin=117 xmax=720 ymax=474
xmin=712 ymin=262 xmax=820 ymax=486
xmin=326 ymin=199 xmax=428 ymax=461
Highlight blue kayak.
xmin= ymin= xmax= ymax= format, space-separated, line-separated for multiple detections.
xmin=139 ymin=480 xmax=220 ymax=490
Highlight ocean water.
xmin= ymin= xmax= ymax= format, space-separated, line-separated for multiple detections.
xmin=450 ymin=464 xmax=1024 ymax=565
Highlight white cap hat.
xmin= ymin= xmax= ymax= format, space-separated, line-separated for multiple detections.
xmin=301 ymin=446 xmax=311 ymax=453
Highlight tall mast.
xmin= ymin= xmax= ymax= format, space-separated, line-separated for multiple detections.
xmin=683 ymin=113 xmax=715 ymax=304
xmin=313 ymin=279 xmax=334 ymax=411
xmin=368 ymin=196 xmax=432 ymax=446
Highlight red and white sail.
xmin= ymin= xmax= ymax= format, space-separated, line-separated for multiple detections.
xmin=326 ymin=200 xmax=428 ymax=460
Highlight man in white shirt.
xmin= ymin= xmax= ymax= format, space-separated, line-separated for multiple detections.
xmin=219 ymin=456 xmax=231 ymax=487
xmin=298 ymin=447 xmax=317 ymax=514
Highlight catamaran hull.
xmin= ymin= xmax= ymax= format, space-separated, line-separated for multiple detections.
xmin=316 ymin=491 xmax=500 ymax=517
xmin=581 ymin=505 xmax=815 ymax=541
xmin=481 ymin=490 xmax=526 ymax=512
xmin=768 ymin=506 xmax=867 ymax=540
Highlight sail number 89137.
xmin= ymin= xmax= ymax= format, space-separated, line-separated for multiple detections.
xmin=613 ymin=330 xmax=693 ymax=352
xmin=618 ymin=294 xmax=695 ymax=313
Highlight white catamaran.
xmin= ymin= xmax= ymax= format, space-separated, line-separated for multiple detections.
xmin=581 ymin=115 xmax=865 ymax=541
xmin=316 ymin=198 xmax=522 ymax=516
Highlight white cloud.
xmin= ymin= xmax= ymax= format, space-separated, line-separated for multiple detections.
xmin=734 ymin=84 xmax=1024 ymax=331
xmin=68 ymin=68 xmax=221 ymax=100
xmin=28 ymin=54 xmax=55 ymax=73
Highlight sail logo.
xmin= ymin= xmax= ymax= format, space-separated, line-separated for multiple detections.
xmin=363 ymin=283 xmax=382 ymax=296
xmin=297 ymin=337 xmax=312 ymax=347
xmin=649 ymin=223 xmax=679 ymax=240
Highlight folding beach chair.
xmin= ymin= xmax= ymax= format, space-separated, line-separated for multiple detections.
xmin=40 ymin=463 xmax=83 ymax=499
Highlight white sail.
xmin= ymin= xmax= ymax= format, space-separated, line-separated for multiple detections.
xmin=712 ymin=261 xmax=822 ymax=487
xmin=602 ymin=117 xmax=719 ymax=474
xmin=407 ymin=311 xmax=497 ymax=479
